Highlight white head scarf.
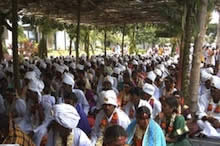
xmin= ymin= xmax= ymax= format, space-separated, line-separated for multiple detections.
xmin=143 ymin=83 xmax=155 ymax=96
xmin=62 ymin=73 xmax=75 ymax=88
xmin=52 ymin=103 xmax=80 ymax=129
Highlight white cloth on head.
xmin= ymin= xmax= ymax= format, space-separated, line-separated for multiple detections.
xmin=56 ymin=65 xmax=65 ymax=73
xmin=200 ymin=70 xmax=212 ymax=82
xmin=100 ymin=90 xmax=117 ymax=106
xmin=154 ymin=68 xmax=162 ymax=77
xmin=28 ymin=81 xmax=42 ymax=102
xmin=138 ymin=99 xmax=152 ymax=115
xmin=147 ymin=71 xmax=157 ymax=82
xmin=143 ymin=83 xmax=155 ymax=96
xmin=52 ymin=103 xmax=80 ymax=129
xmin=103 ymin=75 xmax=114 ymax=86
xmin=63 ymin=73 xmax=75 ymax=88
xmin=24 ymin=71 xmax=37 ymax=81
xmin=113 ymin=67 xmax=121 ymax=75
xmin=211 ymin=76 xmax=220 ymax=89
xmin=77 ymin=64 xmax=84 ymax=70
xmin=132 ymin=60 xmax=138 ymax=65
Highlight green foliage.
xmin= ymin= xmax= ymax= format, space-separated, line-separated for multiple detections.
xmin=18 ymin=25 xmax=27 ymax=43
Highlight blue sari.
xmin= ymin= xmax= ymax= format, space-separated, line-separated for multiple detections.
xmin=126 ymin=119 xmax=166 ymax=146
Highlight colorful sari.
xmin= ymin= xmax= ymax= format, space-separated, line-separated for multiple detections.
xmin=166 ymin=115 xmax=192 ymax=146
xmin=126 ymin=119 xmax=166 ymax=146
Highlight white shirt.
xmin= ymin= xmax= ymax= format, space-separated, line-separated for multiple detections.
xmin=91 ymin=108 xmax=130 ymax=145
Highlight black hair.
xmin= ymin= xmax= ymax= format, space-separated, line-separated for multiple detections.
xmin=64 ymin=92 xmax=78 ymax=103
xmin=136 ymin=106 xmax=151 ymax=119
xmin=0 ymin=114 xmax=9 ymax=131
xmin=165 ymin=96 xmax=179 ymax=112
xmin=103 ymin=125 xmax=127 ymax=145
xmin=129 ymin=87 xmax=142 ymax=97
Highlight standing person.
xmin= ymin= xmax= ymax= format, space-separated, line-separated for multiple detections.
xmin=46 ymin=103 xmax=91 ymax=146
xmin=0 ymin=114 xmax=35 ymax=146
xmin=126 ymin=106 xmax=166 ymax=146
xmin=163 ymin=96 xmax=192 ymax=146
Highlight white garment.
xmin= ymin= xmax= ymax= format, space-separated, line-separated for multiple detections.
xmin=46 ymin=128 xmax=91 ymax=146
xmin=72 ymin=89 xmax=90 ymax=115
xmin=153 ymin=85 xmax=162 ymax=100
xmin=91 ymin=108 xmax=130 ymax=145
xmin=148 ymin=97 xmax=162 ymax=119
xmin=197 ymin=94 xmax=220 ymax=139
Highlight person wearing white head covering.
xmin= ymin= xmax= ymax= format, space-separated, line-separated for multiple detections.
xmin=91 ymin=90 xmax=130 ymax=146
xmin=197 ymin=76 xmax=220 ymax=139
xmin=46 ymin=103 xmax=91 ymax=146
xmin=59 ymin=73 xmax=90 ymax=116
xmin=142 ymin=83 xmax=162 ymax=119
xmin=101 ymin=75 xmax=119 ymax=95
xmin=199 ymin=69 xmax=212 ymax=97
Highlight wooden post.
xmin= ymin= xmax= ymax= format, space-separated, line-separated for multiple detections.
xmin=181 ymin=0 xmax=194 ymax=104
xmin=189 ymin=0 xmax=208 ymax=114
xmin=121 ymin=24 xmax=125 ymax=56
xmin=75 ymin=0 xmax=81 ymax=62
xmin=0 ymin=26 xmax=4 ymax=61
xmin=12 ymin=0 xmax=20 ymax=90
xmin=104 ymin=28 xmax=107 ymax=57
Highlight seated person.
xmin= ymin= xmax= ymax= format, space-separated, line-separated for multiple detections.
xmin=163 ymin=96 xmax=192 ymax=146
xmin=103 ymin=125 xmax=128 ymax=146
xmin=197 ymin=76 xmax=220 ymax=139
xmin=126 ymin=106 xmax=166 ymax=146
xmin=0 ymin=114 xmax=35 ymax=146
xmin=46 ymin=103 xmax=91 ymax=146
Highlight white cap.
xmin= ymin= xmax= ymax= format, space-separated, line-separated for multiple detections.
xmin=28 ymin=81 xmax=42 ymax=102
xmin=63 ymin=73 xmax=75 ymax=88
xmin=138 ymin=99 xmax=152 ymax=114
xmin=24 ymin=71 xmax=37 ymax=81
xmin=113 ymin=67 xmax=121 ymax=75
xmin=56 ymin=65 xmax=65 ymax=73
xmin=211 ymin=76 xmax=220 ymax=89
xmin=100 ymin=90 xmax=117 ymax=106
xmin=146 ymin=71 xmax=157 ymax=82
xmin=206 ymin=67 xmax=214 ymax=74
xmin=200 ymin=69 xmax=212 ymax=82
xmin=154 ymin=68 xmax=162 ymax=77
xmin=52 ymin=103 xmax=80 ymax=129
xmin=143 ymin=83 xmax=155 ymax=96
xmin=104 ymin=75 xmax=114 ymax=86
xmin=132 ymin=60 xmax=138 ymax=65
xmin=76 ymin=64 xmax=84 ymax=70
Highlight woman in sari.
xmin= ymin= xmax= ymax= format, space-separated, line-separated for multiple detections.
xmin=126 ymin=106 xmax=166 ymax=146
xmin=163 ymin=96 xmax=192 ymax=146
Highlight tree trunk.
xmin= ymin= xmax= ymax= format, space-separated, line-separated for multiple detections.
xmin=181 ymin=0 xmax=194 ymax=104
xmin=121 ymin=24 xmax=125 ymax=56
xmin=216 ymin=10 xmax=220 ymax=50
xmin=189 ymin=0 xmax=208 ymax=114
xmin=0 ymin=26 xmax=4 ymax=61
xmin=177 ymin=34 xmax=185 ymax=90
xmin=75 ymin=0 xmax=81 ymax=62
xmin=85 ymin=31 xmax=90 ymax=59
xmin=12 ymin=0 xmax=20 ymax=90
xmin=69 ymin=38 xmax=73 ymax=55
xmin=104 ymin=28 xmax=107 ymax=57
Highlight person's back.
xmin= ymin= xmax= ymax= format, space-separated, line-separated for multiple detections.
xmin=0 ymin=114 xmax=35 ymax=146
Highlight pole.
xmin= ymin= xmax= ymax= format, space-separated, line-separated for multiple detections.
xmin=12 ymin=0 xmax=20 ymax=90
xmin=75 ymin=0 xmax=81 ymax=62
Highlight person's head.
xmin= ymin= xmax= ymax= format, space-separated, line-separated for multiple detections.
xmin=103 ymin=125 xmax=128 ymax=146
xmin=64 ymin=92 xmax=78 ymax=107
xmin=163 ymin=96 xmax=179 ymax=117
xmin=123 ymin=83 xmax=132 ymax=93
xmin=132 ymin=71 xmax=138 ymax=80
xmin=0 ymin=114 xmax=9 ymax=140
xmin=136 ymin=106 xmax=151 ymax=130
xmin=50 ymin=104 xmax=80 ymax=137
xmin=129 ymin=87 xmax=142 ymax=107
xmin=142 ymin=83 xmax=155 ymax=101
xmin=210 ymin=76 xmax=220 ymax=103
xmin=62 ymin=73 xmax=75 ymax=93
xmin=165 ymin=76 xmax=175 ymax=90
xmin=205 ymin=79 xmax=211 ymax=89
xmin=101 ymin=90 xmax=117 ymax=117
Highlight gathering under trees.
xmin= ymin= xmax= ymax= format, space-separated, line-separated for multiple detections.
xmin=0 ymin=0 xmax=220 ymax=145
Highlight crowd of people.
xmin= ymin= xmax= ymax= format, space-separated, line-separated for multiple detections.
xmin=0 ymin=48 xmax=219 ymax=146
